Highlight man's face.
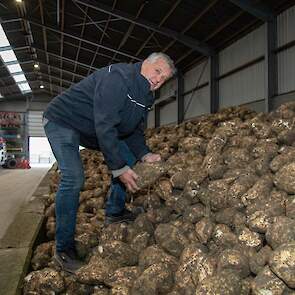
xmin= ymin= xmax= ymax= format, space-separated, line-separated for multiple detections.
xmin=141 ymin=58 xmax=172 ymax=91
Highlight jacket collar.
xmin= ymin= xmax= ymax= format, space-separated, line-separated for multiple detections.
xmin=134 ymin=62 xmax=152 ymax=97
xmin=133 ymin=62 xmax=154 ymax=108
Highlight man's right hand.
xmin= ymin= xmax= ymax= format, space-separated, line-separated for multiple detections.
xmin=119 ymin=168 xmax=140 ymax=193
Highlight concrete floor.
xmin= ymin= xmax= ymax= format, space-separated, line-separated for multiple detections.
xmin=0 ymin=167 xmax=49 ymax=240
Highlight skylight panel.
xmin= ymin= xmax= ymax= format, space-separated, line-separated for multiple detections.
xmin=0 ymin=49 xmax=17 ymax=63
xmin=13 ymin=74 xmax=26 ymax=83
xmin=18 ymin=82 xmax=31 ymax=92
xmin=0 ymin=25 xmax=10 ymax=48
xmin=7 ymin=63 xmax=22 ymax=73
xmin=0 ymin=26 xmax=32 ymax=95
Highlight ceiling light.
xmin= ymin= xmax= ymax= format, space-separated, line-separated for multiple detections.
xmin=0 ymin=23 xmax=31 ymax=95
xmin=7 ymin=63 xmax=22 ymax=73
xmin=34 ymin=63 xmax=39 ymax=69
xmin=18 ymin=82 xmax=31 ymax=93
xmin=16 ymin=0 xmax=23 ymax=3
xmin=40 ymin=85 xmax=44 ymax=89
xmin=0 ymin=25 xmax=10 ymax=47
xmin=13 ymin=74 xmax=26 ymax=83
xmin=0 ymin=49 xmax=17 ymax=63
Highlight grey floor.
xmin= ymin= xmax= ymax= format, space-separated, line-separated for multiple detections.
xmin=0 ymin=168 xmax=49 ymax=240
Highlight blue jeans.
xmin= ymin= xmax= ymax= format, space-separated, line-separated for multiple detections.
xmin=44 ymin=120 xmax=136 ymax=251
xmin=105 ymin=142 xmax=136 ymax=216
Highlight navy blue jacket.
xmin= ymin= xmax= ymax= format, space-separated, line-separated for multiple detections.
xmin=44 ymin=62 xmax=154 ymax=171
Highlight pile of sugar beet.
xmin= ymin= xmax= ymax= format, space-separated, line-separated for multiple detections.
xmin=23 ymin=101 xmax=295 ymax=295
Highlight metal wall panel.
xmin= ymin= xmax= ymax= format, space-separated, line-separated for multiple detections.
xmin=160 ymin=77 xmax=177 ymax=99
xmin=219 ymin=25 xmax=265 ymax=75
xmin=159 ymin=101 xmax=177 ymax=126
xmin=0 ymin=101 xmax=27 ymax=112
xmin=277 ymin=5 xmax=295 ymax=46
xmin=271 ymin=91 xmax=295 ymax=109
xmin=277 ymin=46 xmax=295 ymax=94
xmin=147 ymin=109 xmax=155 ymax=129
xmin=183 ymin=86 xmax=210 ymax=120
xmin=27 ymin=111 xmax=45 ymax=137
xmin=183 ymin=61 xmax=209 ymax=92
xmin=242 ymin=100 xmax=265 ymax=113
xmin=219 ymin=61 xmax=265 ymax=108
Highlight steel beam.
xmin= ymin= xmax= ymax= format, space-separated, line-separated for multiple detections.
xmin=87 ymin=0 xmax=118 ymax=76
xmin=210 ymin=55 xmax=219 ymax=113
xmin=39 ymin=0 xmax=53 ymax=95
xmin=0 ymin=16 xmax=22 ymax=24
xmin=177 ymin=71 xmax=184 ymax=124
xmin=37 ymin=61 xmax=85 ymax=79
xmin=31 ymin=44 xmax=99 ymax=71
xmin=0 ymin=93 xmax=32 ymax=100
xmin=162 ymin=0 xmax=218 ymax=55
xmin=57 ymin=0 xmax=60 ymax=26
xmin=1 ymin=57 xmax=85 ymax=80
xmin=75 ymin=0 xmax=214 ymax=56
xmin=58 ymin=40 xmax=121 ymax=62
xmin=110 ymin=1 xmax=146 ymax=64
xmin=21 ymin=71 xmax=74 ymax=85
xmin=133 ymin=0 xmax=182 ymax=61
xmin=59 ymin=0 xmax=65 ymax=89
xmin=0 ymin=46 xmax=12 ymax=52
xmin=72 ymin=17 xmax=121 ymax=27
xmin=0 ymin=84 xmax=21 ymax=92
xmin=21 ymin=17 xmax=141 ymax=60
xmin=1 ymin=59 xmax=33 ymax=67
xmin=72 ymin=0 xmax=110 ymax=38
xmin=229 ymin=0 xmax=274 ymax=21
xmin=176 ymin=10 xmax=244 ymax=67
xmin=32 ymin=79 xmax=67 ymax=90
xmin=0 ymin=89 xmax=58 ymax=100
xmin=265 ymin=20 xmax=277 ymax=112
xmin=70 ymin=3 xmax=89 ymax=82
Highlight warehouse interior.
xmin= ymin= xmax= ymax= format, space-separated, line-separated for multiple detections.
xmin=0 ymin=0 xmax=295 ymax=294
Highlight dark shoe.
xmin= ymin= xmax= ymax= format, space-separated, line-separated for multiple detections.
xmin=105 ymin=207 xmax=144 ymax=226
xmin=66 ymin=246 xmax=81 ymax=261
xmin=53 ymin=250 xmax=84 ymax=274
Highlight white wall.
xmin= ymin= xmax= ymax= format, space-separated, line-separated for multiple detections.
xmin=0 ymin=100 xmax=27 ymax=112
xmin=219 ymin=25 xmax=265 ymax=75
xmin=183 ymin=86 xmax=210 ymax=120
xmin=160 ymin=101 xmax=177 ymax=126
xmin=159 ymin=78 xmax=177 ymax=100
xmin=277 ymin=6 xmax=295 ymax=94
xmin=184 ymin=61 xmax=209 ymax=92
xmin=0 ymin=99 xmax=49 ymax=112
xmin=219 ymin=25 xmax=266 ymax=107
xmin=277 ymin=5 xmax=295 ymax=46
xmin=219 ymin=61 xmax=265 ymax=108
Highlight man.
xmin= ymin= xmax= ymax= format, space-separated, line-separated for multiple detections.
xmin=43 ymin=52 xmax=176 ymax=273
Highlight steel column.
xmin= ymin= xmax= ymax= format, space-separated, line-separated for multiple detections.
xmin=177 ymin=71 xmax=184 ymax=124
xmin=265 ymin=20 xmax=277 ymax=113
xmin=155 ymin=104 xmax=160 ymax=128
xmin=210 ymin=55 xmax=219 ymax=113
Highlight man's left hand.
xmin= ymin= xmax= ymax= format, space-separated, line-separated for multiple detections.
xmin=143 ymin=153 xmax=161 ymax=163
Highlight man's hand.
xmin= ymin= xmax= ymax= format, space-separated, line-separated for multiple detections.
xmin=143 ymin=153 xmax=161 ymax=163
xmin=119 ymin=168 xmax=140 ymax=193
